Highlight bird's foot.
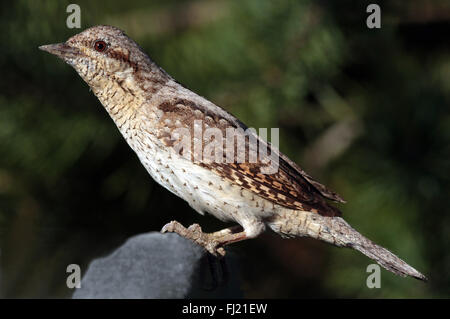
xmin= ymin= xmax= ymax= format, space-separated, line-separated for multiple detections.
xmin=161 ymin=221 xmax=226 ymax=257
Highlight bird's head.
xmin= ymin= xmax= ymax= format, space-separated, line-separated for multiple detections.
xmin=39 ymin=25 xmax=166 ymax=93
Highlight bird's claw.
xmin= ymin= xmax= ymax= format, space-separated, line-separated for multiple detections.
xmin=161 ymin=220 xmax=226 ymax=257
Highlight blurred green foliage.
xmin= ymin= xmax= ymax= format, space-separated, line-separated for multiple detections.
xmin=0 ymin=0 xmax=449 ymax=298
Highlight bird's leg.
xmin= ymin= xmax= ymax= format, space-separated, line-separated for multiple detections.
xmin=161 ymin=221 xmax=247 ymax=256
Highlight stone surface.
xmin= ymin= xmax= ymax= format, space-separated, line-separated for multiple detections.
xmin=72 ymin=232 xmax=242 ymax=299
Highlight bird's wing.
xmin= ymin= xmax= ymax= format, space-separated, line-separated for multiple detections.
xmin=201 ymin=137 xmax=344 ymax=217
xmin=155 ymin=97 xmax=345 ymax=217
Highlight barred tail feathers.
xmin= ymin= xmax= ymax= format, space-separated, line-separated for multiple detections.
xmin=267 ymin=211 xmax=427 ymax=281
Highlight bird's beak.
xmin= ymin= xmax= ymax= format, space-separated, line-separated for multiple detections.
xmin=39 ymin=42 xmax=80 ymax=60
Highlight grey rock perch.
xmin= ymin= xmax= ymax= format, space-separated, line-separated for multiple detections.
xmin=72 ymin=232 xmax=242 ymax=299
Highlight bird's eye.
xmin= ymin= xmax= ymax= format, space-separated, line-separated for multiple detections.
xmin=94 ymin=40 xmax=107 ymax=52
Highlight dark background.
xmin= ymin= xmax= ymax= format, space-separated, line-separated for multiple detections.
xmin=0 ymin=0 xmax=449 ymax=298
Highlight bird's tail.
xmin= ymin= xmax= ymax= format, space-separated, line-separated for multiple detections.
xmin=268 ymin=211 xmax=428 ymax=281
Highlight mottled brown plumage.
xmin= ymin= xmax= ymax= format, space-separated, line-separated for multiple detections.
xmin=39 ymin=25 xmax=427 ymax=281
xmin=155 ymin=97 xmax=343 ymax=217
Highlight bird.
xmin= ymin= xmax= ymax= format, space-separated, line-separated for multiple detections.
xmin=40 ymin=25 xmax=427 ymax=281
